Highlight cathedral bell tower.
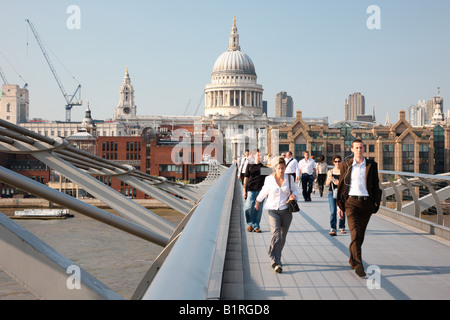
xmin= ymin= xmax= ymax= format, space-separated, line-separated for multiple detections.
xmin=114 ymin=67 xmax=136 ymax=119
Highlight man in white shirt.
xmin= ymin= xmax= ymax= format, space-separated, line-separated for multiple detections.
xmin=284 ymin=151 xmax=298 ymax=181
xmin=336 ymin=139 xmax=381 ymax=278
xmin=238 ymin=150 xmax=250 ymax=184
xmin=298 ymin=151 xmax=316 ymax=201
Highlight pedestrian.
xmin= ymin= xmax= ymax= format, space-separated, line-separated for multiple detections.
xmin=336 ymin=139 xmax=382 ymax=277
xmin=238 ymin=150 xmax=250 ymax=184
xmin=325 ymin=155 xmax=345 ymax=236
xmin=298 ymin=151 xmax=316 ymax=201
xmin=243 ymin=150 xmax=267 ymax=233
xmin=255 ymin=156 xmax=299 ymax=273
xmin=284 ymin=151 xmax=298 ymax=181
xmin=316 ymin=155 xmax=328 ymax=197
xmin=263 ymin=153 xmax=272 ymax=165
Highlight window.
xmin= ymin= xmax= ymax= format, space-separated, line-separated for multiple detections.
xmin=335 ymin=144 xmax=341 ymax=153
xmin=341 ymin=124 xmax=352 ymax=138
xmin=344 ymin=135 xmax=355 ymax=158
xmin=434 ymin=126 xmax=445 ymax=174
xmin=159 ymin=165 xmax=183 ymax=173
xmin=383 ymin=144 xmax=394 ymax=171
xmin=310 ymin=143 xmax=323 ymax=159
xmin=196 ymin=165 xmax=209 ymax=172
xmin=295 ymin=144 xmax=306 ymax=159
xmin=419 ymin=144 xmax=430 ymax=174
xmin=402 ymin=143 xmax=414 ymax=172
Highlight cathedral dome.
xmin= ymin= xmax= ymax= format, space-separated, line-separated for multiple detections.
xmin=212 ymin=15 xmax=256 ymax=76
xmin=204 ymin=16 xmax=263 ymax=117
xmin=212 ymin=50 xmax=256 ymax=75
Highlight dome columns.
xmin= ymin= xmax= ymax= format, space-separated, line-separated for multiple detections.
xmin=206 ymin=89 xmax=263 ymax=108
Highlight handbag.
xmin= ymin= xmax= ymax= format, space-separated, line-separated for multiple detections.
xmin=331 ymin=183 xmax=338 ymax=199
xmin=330 ymin=170 xmax=338 ymax=199
xmin=287 ymin=176 xmax=300 ymax=213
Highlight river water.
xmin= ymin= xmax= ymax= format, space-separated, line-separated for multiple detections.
xmin=0 ymin=207 xmax=184 ymax=300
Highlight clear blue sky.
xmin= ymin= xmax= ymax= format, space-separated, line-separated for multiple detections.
xmin=1 ymin=0 xmax=449 ymax=124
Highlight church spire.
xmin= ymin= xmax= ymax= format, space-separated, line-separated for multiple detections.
xmin=228 ymin=15 xmax=240 ymax=51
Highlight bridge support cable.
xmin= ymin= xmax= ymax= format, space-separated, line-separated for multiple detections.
xmin=0 ymin=211 xmax=123 ymax=300
xmin=115 ymin=175 xmax=193 ymax=215
xmin=52 ymin=150 xmax=194 ymax=215
xmin=0 ymin=118 xmax=207 ymax=196
xmin=0 ymin=166 xmax=169 ymax=246
xmin=31 ymin=151 xmax=175 ymax=237
xmin=0 ymin=132 xmax=176 ymax=238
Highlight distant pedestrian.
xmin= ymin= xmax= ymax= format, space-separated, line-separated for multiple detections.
xmin=284 ymin=151 xmax=298 ymax=181
xmin=243 ymin=150 xmax=267 ymax=233
xmin=298 ymin=151 xmax=316 ymax=201
xmin=316 ymin=155 xmax=328 ymax=197
xmin=238 ymin=150 xmax=250 ymax=184
xmin=325 ymin=155 xmax=345 ymax=236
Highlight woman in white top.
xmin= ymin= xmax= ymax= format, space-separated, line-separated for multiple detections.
xmin=255 ymin=156 xmax=299 ymax=273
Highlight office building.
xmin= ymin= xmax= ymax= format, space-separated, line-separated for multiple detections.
xmin=275 ymin=92 xmax=293 ymax=117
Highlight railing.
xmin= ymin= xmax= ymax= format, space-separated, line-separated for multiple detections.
xmin=136 ymin=165 xmax=237 ymax=300
xmin=377 ymin=170 xmax=450 ymax=240
xmin=0 ymin=118 xmax=233 ymax=299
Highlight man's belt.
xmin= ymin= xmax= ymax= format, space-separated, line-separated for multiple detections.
xmin=349 ymin=195 xmax=369 ymax=200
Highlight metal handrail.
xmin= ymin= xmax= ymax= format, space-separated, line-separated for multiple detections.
xmin=140 ymin=165 xmax=237 ymax=300
xmin=378 ymin=170 xmax=450 ymax=227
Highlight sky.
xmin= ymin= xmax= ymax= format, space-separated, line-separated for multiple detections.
xmin=0 ymin=0 xmax=449 ymax=124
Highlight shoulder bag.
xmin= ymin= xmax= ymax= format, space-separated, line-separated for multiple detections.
xmin=287 ymin=176 xmax=300 ymax=213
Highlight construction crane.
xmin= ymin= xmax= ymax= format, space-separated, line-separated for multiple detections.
xmin=25 ymin=19 xmax=82 ymax=122
xmin=0 ymin=65 xmax=8 ymax=84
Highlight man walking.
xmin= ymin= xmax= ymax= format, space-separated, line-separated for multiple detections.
xmin=336 ymin=139 xmax=382 ymax=277
xmin=243 ymin=150 xmax=267 ymax=233
xmin=284 ymin=151 xmax=298 ymax=181
xmin=298 ymin=151 xmax=316 ymax=201
xmin=238 ymin=150 xmax=250 ymax=184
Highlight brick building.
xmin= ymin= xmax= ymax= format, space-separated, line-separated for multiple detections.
xmin=268 ymin=109 xmax=450 ymax=174
xmin=0 ymin=153 xmax=49 ymax=198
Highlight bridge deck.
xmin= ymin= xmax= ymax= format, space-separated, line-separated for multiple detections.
xmin=239 ymin=192 xmax=450 ymax=300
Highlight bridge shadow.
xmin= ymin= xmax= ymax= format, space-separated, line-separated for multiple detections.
xmin=290 ymin=209 xmax=413 ymax=299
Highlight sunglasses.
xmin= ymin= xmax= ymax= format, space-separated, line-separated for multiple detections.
xmin=334 ymin=160 xmax=342 ymax=163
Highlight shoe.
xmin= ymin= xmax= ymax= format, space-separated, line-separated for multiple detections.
xmin=355 ymin=264 xmax=366 ymax=277
xmin=254 ymin=228 xmax=261 ymax=233
xmin=340 ymin=229 xmax=346 ymax=234
xmin=274 ymin=265 xmax=283 ymax=273
xmin=247 ymin=226 xmax=253 ymax=232
xmin=329 ymin=229 xmax=337 ymax=236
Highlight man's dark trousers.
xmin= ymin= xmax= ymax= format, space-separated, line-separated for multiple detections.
xmin=345 ymin=197 xmax=374 ymax=269
xmin=301 ymin=173 xmax=314 ymax=201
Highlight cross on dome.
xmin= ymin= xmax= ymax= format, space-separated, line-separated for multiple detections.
xmin=228 ymin=15 xmax=240 ymax=51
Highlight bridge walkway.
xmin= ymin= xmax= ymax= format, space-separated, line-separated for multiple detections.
xmin=237 ymin=192 xmax=450 ymax=300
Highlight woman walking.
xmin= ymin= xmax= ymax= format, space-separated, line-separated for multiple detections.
xmin=325 ymin=155 xmax=346 ymax=236
xmin=315 ymin=155 xmax=328 ymax=197
xmin=255 ymin=156 xmax=299 ymax=273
